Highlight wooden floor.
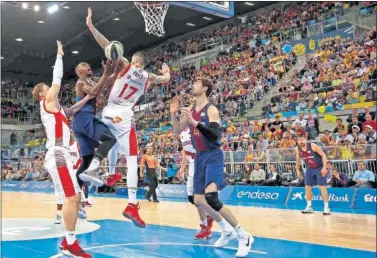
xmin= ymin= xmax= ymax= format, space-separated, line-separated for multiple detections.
xmin=2 ymin=192 xmax=376 ymax=252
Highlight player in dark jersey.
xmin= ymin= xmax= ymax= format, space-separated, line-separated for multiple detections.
xmin=295 ymin=133 xmax=331 ymax=215
xmin=170 ymin=78 xmax=252 ymax=257
xmin=72 ymin=60 xmax=120 ymax=187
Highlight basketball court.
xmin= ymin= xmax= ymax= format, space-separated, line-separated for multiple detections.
xmin=2 ymin=191 xmax=376 ymax=258
xmin=1 ymin=1 xmax=377 ymax=258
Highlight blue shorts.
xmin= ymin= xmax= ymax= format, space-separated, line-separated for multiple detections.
xmin=194 ymin=148 xmax=225 ymax=195
xmin=305 ymin=167 xmax=327 ymax=186
xmin=72 ymin=113 xmax=109 ymax=157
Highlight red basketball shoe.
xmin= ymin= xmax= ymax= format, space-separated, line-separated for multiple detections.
xmin=207 ymin=216 xmax=214 ymax=231
xmin=60 ymin=238 xmax=92 ymax=258
xmin=106 ymin=173 xmax=123 ymax=187
xmin=122 ymin=203 xmax=146 ymax=228
xmin=194 ymin=224 xmax=212 ymax=240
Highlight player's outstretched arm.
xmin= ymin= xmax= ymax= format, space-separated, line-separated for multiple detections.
xmin=86 ymin=7 xmax=109 ymax=50
xmin=148 ymin=63 xmax=171 ymax=86
xmin=170 ymin=97 xmax=189 ymax=134
xmin=64 ymin=94 xmax=95 ymax=118
xmin=45 ymin=40 xmax=64 ymax=111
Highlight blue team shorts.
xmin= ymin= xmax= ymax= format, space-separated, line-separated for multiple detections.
xmin=72 ymin=113 xmax=109 ymax=157
xmin=305 ymin=166 xmax=327 ymax=186
xmin=194 ymin=148 xmax=225 ymax=195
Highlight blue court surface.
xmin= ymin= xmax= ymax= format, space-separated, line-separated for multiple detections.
xmin=2 ymin=219 xmax=375 ymax=258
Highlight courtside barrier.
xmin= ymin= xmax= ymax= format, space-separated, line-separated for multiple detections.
xmin=1 ymin=180 xmax=95 ymax=193
xmin=3 ymin=181 xmax=376 ymax=210
xmin=286 ymin=187 xmax=356 ymax=209
xmin=230 ymin=186 xmax=290 ymax=204
xmin=353 ymin=188 xmax=377 ymax=210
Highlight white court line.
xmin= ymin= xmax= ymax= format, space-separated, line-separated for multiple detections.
xmin=49 ymin=242 xmax=267 ymax=257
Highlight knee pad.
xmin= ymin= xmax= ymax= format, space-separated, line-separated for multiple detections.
xmin=205 ymin=192 xmax=223 ymax=211
xmin=187 ymin=195 xmax=195 ymax=205
xmin=100 ymin=129 xmax=117 ymax=144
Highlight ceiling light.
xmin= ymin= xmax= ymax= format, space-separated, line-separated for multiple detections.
xmin=203 ymin=17 xmax=212 ymax=21
xmin=47 ymin=4 xmax=59 ymax=14
xmin=113 ymin=18 xmax=120 ymax=21
xmin=1 ymin=56 xmax=4 ymax=60
xmin=15 ymin=38 xmax=23 ymax=42
xmin=21 ymin=2 xmax=28 ymax=9
xmin=186 ymin=23 xmax=195 ymax=26
xmin=245 ymin=2 xmax=254 ymax=6
xmin=63 ymin=5 xmax=70 ymax=9
xmin=33 ymin=5 xmax=40 ymax=11
xmin=72 ymin=51 xmax=79 ymax=54
xmin=38 ymin=20 xmax=45 ymax=24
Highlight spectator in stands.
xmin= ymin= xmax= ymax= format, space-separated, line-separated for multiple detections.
xmin=293 ymin=113 xmax=307 ymax=128
xmin=350 ymin=161 xmax=375 ymax=188
xmin=228 ymin=165 xmax=244 ymax=185
xmin=333 ymin=118 xmax=346 ymax=134
xmin=249 ymin=163 xmax=266 ymax=186
xmin=271 ymin=115 xmax=284 ymax=131
xmin=253 ymin=145 xmax=267 ymax=162
xmin=306 ymin=113 xmax=318 ymax=140
xmin=362 ymin=114 xmax=377 ymax=131
xmin=256 ymin=135 xmax=269 ymax=151
xmin=244 ymin=146 xmax=254 ymax=163
xmin=346 ymin=125 xmax=366 ymax=145
xmin=348 ymin=116 xmax=363 ymax=134
xmin=364 ymin=125 xmax=377 ymax=143
xmin=328 ymin=167 xmax=348 ymax=188
xmin=261 ymin=164 xmax=281 ymax=186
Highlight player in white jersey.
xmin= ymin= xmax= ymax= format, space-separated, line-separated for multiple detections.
xmin=54 ymin=132 xmax=88 ymax=224
xmin=86 ymin=7 xmax=170 ymax=228
xmin=32 ymin=41 xmax=94 ymax=258
xmin=178 ymin=128 xmax=214 ymax=239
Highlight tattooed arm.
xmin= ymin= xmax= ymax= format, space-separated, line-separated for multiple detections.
xmin=64 ymin=95 xmax=94 ymax=118
xmin=148 ymin=63 xmax=171 ymax=88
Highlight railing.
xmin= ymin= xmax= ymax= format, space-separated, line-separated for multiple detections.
xmin=9 ymin=145 xmax=376 ymax=181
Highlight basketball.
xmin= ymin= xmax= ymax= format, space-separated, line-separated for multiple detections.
xmin=104 ymin=41 xmax=124 ymax=61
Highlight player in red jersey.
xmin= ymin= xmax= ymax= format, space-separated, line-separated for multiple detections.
xmin=32 ymin=41 xmax=94 ymax=258
xmin=296 ymin=133 xmax=331 ymax=215
xmin=86 ymin=7 xmax=170 ymax=228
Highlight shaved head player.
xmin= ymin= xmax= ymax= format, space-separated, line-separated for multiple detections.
xmin=86 ymin=7 xmax=170 ymax=228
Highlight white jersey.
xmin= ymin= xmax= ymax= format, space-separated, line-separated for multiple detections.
xmin=107 ymin=64 xmax=150 ymax=109
xmin=69 ymin=141 xmax=80 ymax=166
xmin=180 ymin=128 xmax=196 ymax=161
xmin=40 ymin=101 xmax=70 ymax=149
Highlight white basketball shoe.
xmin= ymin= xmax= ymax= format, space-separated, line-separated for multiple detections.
xmin=214 ymin=229 xmax=237 ymax=248
xmin=236 ymin=234 xmax=254 ymax=257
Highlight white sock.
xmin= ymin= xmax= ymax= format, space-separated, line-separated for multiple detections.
xmin=57 ymin=210 xmax=62 ymax=216
xmin=201 ymin=220 xmax=207 ymax=226
xmin=108 ymin=143 xmax=119 ymax=175
xmin=307 ymin=201 xmax=312 ymax=207
xmin=324 ymin=202 xmax=329 ymax=209
xmin=127 ymin=156 xmax=138 ymax=204
xmin=234 ymin=224 xmax=247 ymax=236
xmin=87 ymin=158 xmax=100 ymax=171
xmin=65 ymin=231 xmax=76 ymax=245
xmin=217 ymin=219 xmax=231 ymax=231
xmin=80 ymin=191 xmax=86 ymax=202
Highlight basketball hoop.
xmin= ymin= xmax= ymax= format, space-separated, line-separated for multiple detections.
xmin=134 ymin=2 xmax=169 ymax=37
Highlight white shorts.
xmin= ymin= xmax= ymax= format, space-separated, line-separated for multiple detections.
xmin=102 ymin=105 xmax=138 ymax=156
xmin=44 ymin=147 xmax=81 ymax=198
xmin=187 ymin=159 xmax=195 ymax=196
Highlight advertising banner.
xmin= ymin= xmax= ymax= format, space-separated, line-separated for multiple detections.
xmin=2 ymin=180 xmax=95 ymax=194
xmin=230 ymin=186 xmax=289 ymax=204
xmin=353 ymin=189 xmax=377 ymax=210
xmin=286 ymin=187 xmax=356 ymax=208
xmin=156 ymin=184 xmax=187 ymax=199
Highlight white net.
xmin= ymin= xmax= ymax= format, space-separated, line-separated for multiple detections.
xmin=134 ymin=2 xmax=169 ymax=37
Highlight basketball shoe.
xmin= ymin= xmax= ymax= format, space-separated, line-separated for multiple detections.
xmin=106 ymin=172 xmax=123 ymax=187
xmin=54 ymin=214 xmax=62 ymax=224
xmin=214 ymin=229 xmax=237 ymax=247
xmin=60 ymin=238 xmax=92 ymax=258
xmin=122 ymin=203 xmax=146 ymax=228
xmin=301 ymin=206 xmax=314 ymax=214
xmin=78 ymin=205 xmax=87 ymax=220
xmin=84 ymin=200 xmax=93 ymax=207
xmin=194 ymin=224 xmax=212 ymax=240
xmin=236 ymin=234 xmax=253 ymax=257
xmin=323 ymin=207 xmax=331 ymax=215
xmin=79 ymin=169 xmax=104 ymax=187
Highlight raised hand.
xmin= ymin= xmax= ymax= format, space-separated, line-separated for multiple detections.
xmin=102 ymin=60 xmax=113 ymax=76
xmin=57 ymin=40 xmax=64 ymax=56
xmin=86 ymin=7 xmax=93 ymax=27
xmin=159 ymin=63 xmax=170 ymax=75
xmin=170 ymin=96 xmax=180 ymax=114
